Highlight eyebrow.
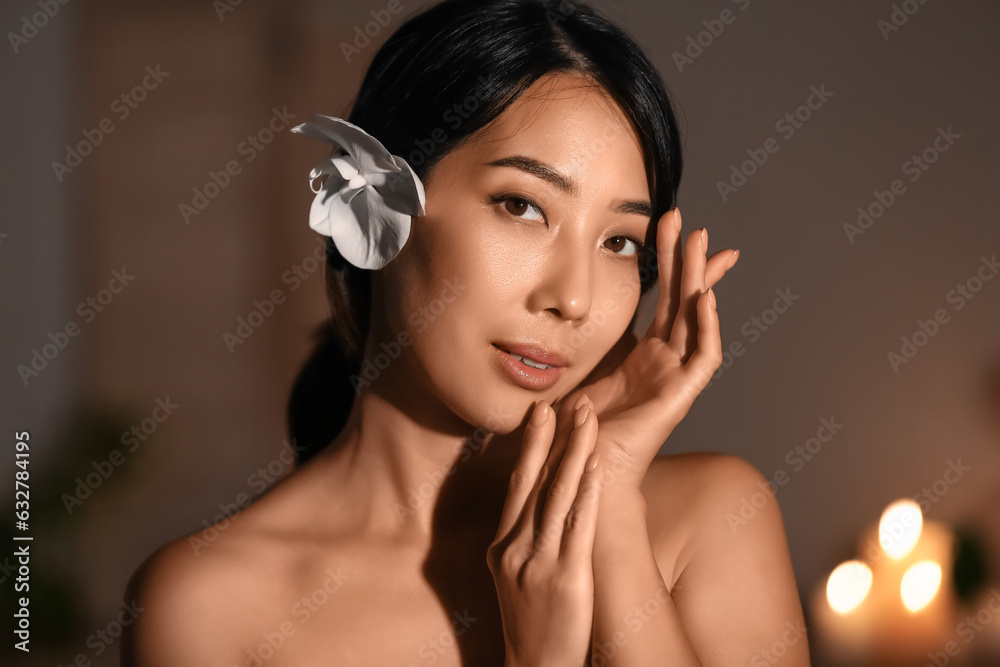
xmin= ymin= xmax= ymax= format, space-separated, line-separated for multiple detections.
xmin=486 ymin=155 xmax=652 ymax=218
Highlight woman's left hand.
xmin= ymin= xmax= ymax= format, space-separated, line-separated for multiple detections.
xmin=551 ymin=207 xmax=739 ymax=491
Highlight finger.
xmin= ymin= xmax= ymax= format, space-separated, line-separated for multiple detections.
xmin=668 ymin=227 xmax=708 ymax=361
xmin=559 ymin=448 xmax=603 ymax=566
xmin=517 ymin=401 xmax=583 ymax=553
xmin=705 ymin=249 xmax=739 ymax=290
xmin=543 ymin=392 xmax=590 ymax=466
xmin=534 ymin=402 xmax=598 ymax=556
xmin=494 ymin=400 xmax=556 ymax=540
xmin=652 ymin=208 xmax=682 ymax=340
xmin=684 ymin=288 xmax=723 ymax=383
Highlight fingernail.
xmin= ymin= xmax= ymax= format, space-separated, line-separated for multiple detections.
xmin=732 ymin=249 xmax=740 ymax=262
xmin=708 ymin=288 xmax=716 ymax=308
xmin=701 ymin=228 xmax=707 ymax=249
xmin=531 ymin=401 xmax=549 ymax=426
xmin=673 ymin=209 xmax=682 ymax=231
xmin=575 ymin=404 xmax=589 ymax=428
xmin=586 ymin=451 xmax=600 ymax=471
xmin=573 ymin=394 xmax=588 ymax=411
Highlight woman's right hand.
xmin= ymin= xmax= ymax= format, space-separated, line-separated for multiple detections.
xmin=486 ymin=397 xmax=604 ymax=667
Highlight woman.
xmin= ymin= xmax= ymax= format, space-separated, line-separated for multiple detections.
xmin=124 ymin=0 xmax=808 ymax=664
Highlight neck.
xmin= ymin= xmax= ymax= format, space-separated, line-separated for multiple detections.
xmin=313 ymin=384 xmax=525 ymax=543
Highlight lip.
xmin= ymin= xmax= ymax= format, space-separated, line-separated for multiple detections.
xmin=492 ymin=342 xmax=568 ymax=390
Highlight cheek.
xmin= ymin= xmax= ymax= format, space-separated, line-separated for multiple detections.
xmin=382 ymin=210 xmax=501 ymax=395
xmin=406 ymin=204 xmax=550 ymax=311
xmin=479 ymin=229 xmax=547 ymax=302
xmin=562 ymin=281 xmax=639 ymax=375
xmin=390 ymin=215 xmax=483 ymax=341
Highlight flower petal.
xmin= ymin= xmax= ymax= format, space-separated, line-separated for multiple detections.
xmin=292 ymin=115 xmax=426 ymax=270
xmin=292 ymin=116 xmax=397 ymax=176
xmin=361 ymin=190 xmax=412 ymax=269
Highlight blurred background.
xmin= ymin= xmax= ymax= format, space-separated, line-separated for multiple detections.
xmin=1 ymin=0 xmax=998 ymax=664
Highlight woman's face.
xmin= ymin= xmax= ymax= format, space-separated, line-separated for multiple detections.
xmin=372 ymin=72 xmax=652 ymax=434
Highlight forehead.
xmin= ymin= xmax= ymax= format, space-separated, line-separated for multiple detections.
xmin=428 ymin=72 xmax=648 ymax=191
xmin=484 ymin=72 xmax=636 ymax=145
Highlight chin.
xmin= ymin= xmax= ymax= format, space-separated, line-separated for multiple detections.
xmin=460 ymin=389 xmax=529 ymax=436
xmin=424 ymin=345 xmax=579 ymax=436
xmin=432 ymin=376 xmax=528 ymax=437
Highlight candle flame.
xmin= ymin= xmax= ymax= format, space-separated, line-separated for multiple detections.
xmin=900 ymin=561 xmax=942 ymax=612
xmin=878 ymin=499 xmax=923 ymax=559
xmin=826 ymin=560 xmax=873 ymax=614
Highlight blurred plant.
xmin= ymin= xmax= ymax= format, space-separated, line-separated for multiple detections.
xmin=951 ymin=524 xmax=990 ymax=605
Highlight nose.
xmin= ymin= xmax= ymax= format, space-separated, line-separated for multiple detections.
xmin=528 ymin=237 xmax=593 ymax=324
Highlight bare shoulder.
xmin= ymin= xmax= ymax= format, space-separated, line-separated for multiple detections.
xmin=640 ymin=452 xmax=769 ymax=561
xmin=121 ymin=474 xmax=319 ymax=666
xmin=640 ymin=450 xmax=791 ymax=580
xmin=641 ymin=452 xmax=810 ymax=665
xmin=121 ymin=530 xmax=256 ymax=666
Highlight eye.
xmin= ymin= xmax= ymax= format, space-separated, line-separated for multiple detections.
xmin=605 ymin=235 xmax=645 ymax=258
xmin=491 ymin=194 xmax=545 ymax=222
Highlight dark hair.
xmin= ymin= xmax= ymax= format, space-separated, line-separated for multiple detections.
xmin=287 ymin=0 xmax=683 ymax=464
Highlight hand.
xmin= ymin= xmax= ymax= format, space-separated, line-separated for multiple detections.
xmin=486 ymin=400 xmax=604 ymax=667
xmin=552 ymin=208 xmax=739 ymax=490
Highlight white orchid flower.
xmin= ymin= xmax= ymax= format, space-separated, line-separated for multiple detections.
xmin=291 ymin=115 xmax=426 ymax=270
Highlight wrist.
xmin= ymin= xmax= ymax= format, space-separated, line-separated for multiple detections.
xmin=598 ymin=473 xmax=648 ymax=511
xmin=594 ymin=484 xmax=648 ymax=544
xmin=593 ymin=481 xmax=650 ymax=555
xmin=593 ymin=447 xmax=654 ymax=495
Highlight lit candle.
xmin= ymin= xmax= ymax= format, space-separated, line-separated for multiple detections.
xmin=813 ymin=500 xmax=957 ymax=666
xmin=810 ymin=560 xmax=877 ymax=662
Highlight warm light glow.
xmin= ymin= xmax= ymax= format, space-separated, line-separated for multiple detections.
xmin=826 ymin=560 xmax=873 ymax=614
xmin=901 ymin=561 xmax=942 ymax=612
xmin=879 ymin=499 xmax=923 ymax=558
